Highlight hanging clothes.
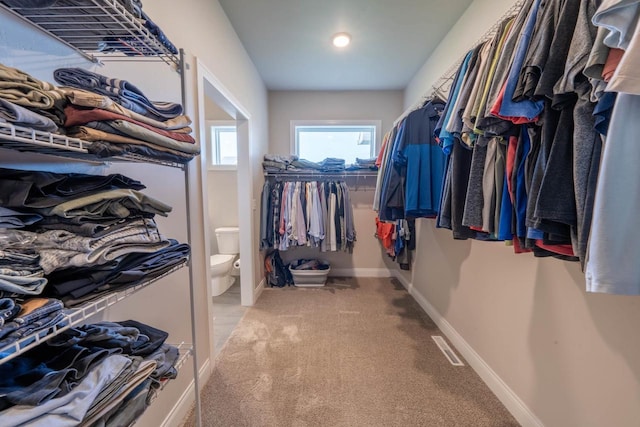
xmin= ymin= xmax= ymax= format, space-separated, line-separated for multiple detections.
xmin=377 ymin=99 xmax=447 ymax=221
xmin=378 ymin=120 xmax=407 ymax=221
xmin=395 ymin=100 xmax=447 ymax=218
xmin=371 ymin=0 xmax=640 ymax=294
xmin=259 ymin=179 xmax=355 ymax=253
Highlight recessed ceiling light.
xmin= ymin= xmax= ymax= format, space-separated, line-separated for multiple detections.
xmin=332 ymin=32 xmax=351 ymax=48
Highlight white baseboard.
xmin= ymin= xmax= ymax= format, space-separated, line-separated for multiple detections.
xmin=254 ymin=278 xmax=265 ymax=301
xmin=330 ymin=268 xmax=393 ymax=277
xmin=392 ymin=271 xmax=544 ymax=427
xmin=392 ymin=270 xmax=412 ymax=291
xmin=162 ymin=358 xmax=212 ymax=427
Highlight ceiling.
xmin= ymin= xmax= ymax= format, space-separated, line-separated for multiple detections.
xmin=218 ymin=0 xmax=474 ymax=91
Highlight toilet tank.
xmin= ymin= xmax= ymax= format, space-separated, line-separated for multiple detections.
xmin=215 ymin=227 xmax=240 ymax=254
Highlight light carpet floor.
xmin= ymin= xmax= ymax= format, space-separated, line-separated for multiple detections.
xmin=183 ymin=277 xmax=519 ymax=427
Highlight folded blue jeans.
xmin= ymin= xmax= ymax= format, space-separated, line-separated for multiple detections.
xmin=0 ymin=298 xmax=20 ymax=328
xmin=0 ymin=298 xmax=63 ymax=339
xmin=81 ymin=322 xmax=141 ymax=344
xmin=0 ymin=311 xmax=66 ymax=349
xmin=74 ymin=320 xmax=161 ymax=356
xmin=0 ymin=273 xmax=48 ymax=296
xmin=49 ymin=319 xmax=168 ymax=357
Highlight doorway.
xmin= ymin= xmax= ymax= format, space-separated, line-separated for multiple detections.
xmin=196 ymin=59 xmax=254 ymax=357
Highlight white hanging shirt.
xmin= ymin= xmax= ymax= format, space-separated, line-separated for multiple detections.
xmin=586 ymin=0 xmax=640 ymax=294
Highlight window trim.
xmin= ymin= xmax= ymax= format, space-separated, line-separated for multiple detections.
xmin=289 ymin=120 xmax=382 ymax=162
xmin=207 ymin=120 xmax=238 ymax=171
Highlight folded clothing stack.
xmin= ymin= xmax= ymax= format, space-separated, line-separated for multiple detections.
xmin=318 ymin=157 xmax=345 ymax=172
xmin=0 ymin=64 xmax=65 ymax=129
xmin=55 ymin=67 xmax=197 ymax=163
xmin=346 ymin=157 xmax=378 ymax=170
xmin=0 ymin=319 xmax=181 ymax=427
xmin=45 ymin=239 xmax=190 ymax=307
xmin=0 ymin=62 xmax=198 ymax=164
xmin=0 ymin=167 xmax=190 ymax=310
xmin=262 ymin=155 xmax=347 ymax=173
xmin=262 ymin=154 xmax=299 ymax=172
xmin=54 ymin=68 xmax=183 ymax=122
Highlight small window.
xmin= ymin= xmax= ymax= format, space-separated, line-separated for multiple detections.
xmin=291 ymin=121 xmax=380 ymax=165
xmin=208 ymin=122 xmax=237 ymax=169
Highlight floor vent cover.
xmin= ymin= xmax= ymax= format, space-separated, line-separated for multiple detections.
xmin=432 ymin=335 xmax=465 ymax=366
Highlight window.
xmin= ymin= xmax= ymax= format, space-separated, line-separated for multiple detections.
xmin=291 ymin=120 xmax=380 ymax=165
xmin=208 ymin=122 xmax=237 ymax=169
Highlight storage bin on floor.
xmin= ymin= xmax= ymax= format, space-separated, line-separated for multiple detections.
xmin=289 ymin=259 xmax=330 ymax=287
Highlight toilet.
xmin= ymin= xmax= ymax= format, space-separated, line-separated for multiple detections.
xmin=210 ymin=226 xmax=240 ymax=297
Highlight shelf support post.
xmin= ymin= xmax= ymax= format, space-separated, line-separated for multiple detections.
xmin=180 ymin=48 xmax=202 ymax=427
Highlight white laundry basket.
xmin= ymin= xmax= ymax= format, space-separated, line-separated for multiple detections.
xmin=289 ymin=260 xmax=330 ymax=287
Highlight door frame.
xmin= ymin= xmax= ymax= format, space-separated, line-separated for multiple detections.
xmin=195 ymin=59 xmax=255 ymax=351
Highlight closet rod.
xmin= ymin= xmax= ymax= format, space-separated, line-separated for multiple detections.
xmin=393 ymin=0 xmax=526 ymax=126
xmin=265 ymin=174 xmax=378 ymax=192
xmin=264 ymin=171 xmax=378 ymax=180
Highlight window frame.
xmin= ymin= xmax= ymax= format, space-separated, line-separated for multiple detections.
xmin=207 ymin=120 xmax=238 ymax=171
xmin=289 ymin=120 xmax=382 ymax=163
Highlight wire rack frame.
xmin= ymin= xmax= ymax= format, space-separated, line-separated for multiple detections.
xmin=395 ymin=0 xmax=526 ymax=125
xmin=146 ymin=342 xmax=193 ymax=403
xmin=0 ymin=0 xmax=180 ymax=70
xmin=430 ymin=0 xmax=526 ymax=96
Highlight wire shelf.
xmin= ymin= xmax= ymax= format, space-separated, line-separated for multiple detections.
xmin=0 ymin=122 xmax=188 ymax=169
xmin=0 ymin=121 xmax=91 ymax=152
xmin=172 ymin=342 xmax=193 ymax=372
xmin=0 ymin=0 xmax=180 ymax=70
xmin=0 ymin=262 xmax=187 ymax=364
xmin=146 ymin=342 xmax=193 ymax=403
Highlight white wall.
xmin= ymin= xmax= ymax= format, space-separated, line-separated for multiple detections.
xmin=0 ymin=1 xmax=268 ymax=425
xmin=404 ymin=1 xmax=640 ymax=426
xmin=268 ymin=90 xmax=403 ymax=273
xmin=204 ymin=98 xmax=239 ymax=254
xmin=144 ymin=0 xmax=269 ymax=303
xmin=207 ymin=171 xmax=239 ymax=253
